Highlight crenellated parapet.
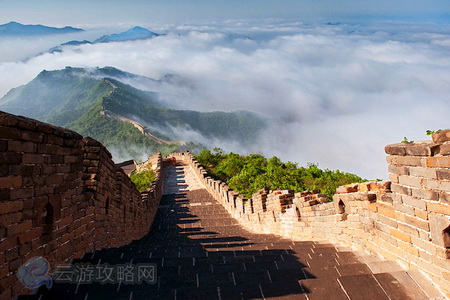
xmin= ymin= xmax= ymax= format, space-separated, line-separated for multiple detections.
xmin=169 ymin=138 xmax=450 ymax=295
xmin=0 ymin=111 xmax=163 ymax=298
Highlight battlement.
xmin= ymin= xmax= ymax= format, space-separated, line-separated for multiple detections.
xmin=0 ymin=111 xmax=163 ymax=298
xmin=170 ymin=134 xmax=450 ymax=295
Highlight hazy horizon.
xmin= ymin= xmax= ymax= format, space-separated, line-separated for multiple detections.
xmin=1 ymin=0 xmax=450 ymax=27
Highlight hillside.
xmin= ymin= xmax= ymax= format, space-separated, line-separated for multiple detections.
xmin=0 ymin=66 xmax=266 ymax=161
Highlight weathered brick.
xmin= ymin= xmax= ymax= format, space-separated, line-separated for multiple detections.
xmin=18 ymin=228 xmax=42 ymax=244
xmin=389 ymin=174 xmax=399 ymax=183
xmin=414 ymin=208 xmax=428 ymax=220
xmin=65 ymin=155 xmax=81 ymax=164
xmin=0 ymin=153 xmax=22 ymax=165
xmin=0 ymin=201 xmax=23 ymax=214
xmin=388 ymin=165 xmax=409 ymax=175
xmin=35 ymin=186 xmax=54 ymax=197
xmin=427 ymin=202 xmax=450 ymax=216
xmin=391 ymin=183 xmax=411 ymax=196
xmin=45 ymin=174 xmax=64 ymax=186
xmin=0 ymin=126 xmax=21 ymax=139
xmin=377 ymin=193 xmax=393 ymax=204
xmin=46 ymin=134 xmax=64 ymax=145
xmin=432 ymin=129 xmax=450 ymax=144
xmin=0 ymin=212 xmax=22 ymax=227
xmin=394 ymin=211 xmax=406 ymax=222
xmin=5 ymin=247 xmax=18 ymax=261
xmin=0 ymin=189 xmax=10 ymax=201
xmin=18 ymin=243 xmax=31 ymax=256
xmin=0 ymin=165 xmax=8 ymax=177
xmin=436 ymin=169 xmax=450 ymax=181
xmin=410 ymin=188 xmax=438 ymax=201
xmin=411 ymin=236 xmax=437 ymax=254
xmin=404 ymin=215 xmax=429 ymax=231
xmin=390 ymin=228 xmax=411 ymax=243
xmin=37 ymin=144 xmax=58 ymax=155
xmin=40 ymin=165 xmax=56 ymax=175
xmin=22 ymin=154 xmax=45 ymax=164
xmin=7 ymin=141 xmax=36 ymax=153
xmin=48 ymin=155 xmax=64 ymax=164
xmin=9 ymin=188 xmax=33 ymax=200
xmin=57 ymin=216 xmax=74 ymax=228
xmin=7 ymin=220 xmax=32 ymax=236
xmin=385 ymin=144 xmax=406 ymax=155
xmin=8 ymin=165 xmax=34 ymax=177
xmin=9 ymin=258 xmax=22 ymax=272
xmin=0 ymin=140 xmax=7 ymax=152
xmin=398 ymin=175 xmax=422 ymax=188
xmin=397 ymin=240 xmax=419 ymax=256
xmin=55 ymin=146 xmax=72 ymax=156
xmin=21 ymin=131 xmax=42 ymax=143
xmin=377 ymin=213 xmax=398 ymax=229
xmin=427 ymin=156 xmax=450 ymax=168
xmin=409 ymin=167 xmax=437 ymax=179
xmin=440 ymin=192 xmax=450 ymax=205
xmin=378 ymin=204 xmax=395 ymax=218
xmin=405 ymin=143 xmax=438 ymax=156
xmin=0 ymin=176 xmax=22 ymax=189
xmin=401 ymin=194 xmax=427 ymax=210
xmin=393 ymin=202 xmax=415 ymax=216
xmin=387 ymin=155 xmax=422 ymax=167
xmin=439 ymin=142 xmax=450 ymax=155
xmin=422 ymin=178 xmax=450 ymax=192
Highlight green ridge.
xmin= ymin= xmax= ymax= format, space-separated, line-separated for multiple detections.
xmin=0 ymin=67 xmax=266 ymax=161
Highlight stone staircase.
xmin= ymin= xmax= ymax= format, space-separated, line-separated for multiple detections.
xmin=24 ymin=163 xmax=445 ymax=299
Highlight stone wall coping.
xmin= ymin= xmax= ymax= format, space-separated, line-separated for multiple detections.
xmin=0 ymin=110 xmax=83 ymax=139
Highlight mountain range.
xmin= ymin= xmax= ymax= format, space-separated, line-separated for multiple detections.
xmin=48 ymin=26 xmax=160 ymax=53
xmin=0 ymin=67 xmax=265 ymax=161
xmin=94 ymin=26 xmax=160 ymax=43
xmin=0 ymin=21 xmax=83 ymax=36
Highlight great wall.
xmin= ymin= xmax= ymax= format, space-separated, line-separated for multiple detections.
xmin=0 ymin=109 xmax=449 ymax=299
xmin=101 ymin=79 xmax=184 ymax=146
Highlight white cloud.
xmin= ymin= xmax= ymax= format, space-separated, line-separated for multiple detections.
xmin=1 ymin=20 xmax=450 ymax=179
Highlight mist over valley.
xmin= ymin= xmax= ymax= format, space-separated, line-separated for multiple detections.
xmin=1 ymin=16 xmax=450 ymax=179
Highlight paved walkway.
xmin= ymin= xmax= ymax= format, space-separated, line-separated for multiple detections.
xmin=26 ymin=163 xmax=429 ymax=299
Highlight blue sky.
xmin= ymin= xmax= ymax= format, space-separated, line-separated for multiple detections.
xmin=1 ymin=0 xmax=450 ymax=26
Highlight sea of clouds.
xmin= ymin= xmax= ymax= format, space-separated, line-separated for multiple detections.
xmin=1 ymin=19 xmax=450 ymax=179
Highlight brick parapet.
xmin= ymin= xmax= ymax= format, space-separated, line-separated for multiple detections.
xmin=0 ymin=111 xmax=163 ymax=298
xmin=170 ymin=148 xmax=450 ymax=295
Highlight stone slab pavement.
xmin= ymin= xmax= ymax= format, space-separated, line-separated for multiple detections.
xmin=23 ymin=163 xmax=426 ymax=299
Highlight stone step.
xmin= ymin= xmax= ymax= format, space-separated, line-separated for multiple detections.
xmin=300 ymin=270 xmax=429 ymax=300
xmin=406 ymin=269 xmax=447 ymax=300
xmin=366 ymin=260 xmax=406 ymax=274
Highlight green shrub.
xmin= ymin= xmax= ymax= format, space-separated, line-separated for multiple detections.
xmin=130 ymin=167 xmax=156 ymax=192
xmin=195 ymin=148 xmax=366 ymax=199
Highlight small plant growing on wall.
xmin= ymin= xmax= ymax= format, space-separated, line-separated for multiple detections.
xmin=426 ymin=129 xmax=443 ymax=135
xmin=401 ymin=137 xmax=414 ymax=143
xmin=130 ymin=164 xmax=156 ymax=192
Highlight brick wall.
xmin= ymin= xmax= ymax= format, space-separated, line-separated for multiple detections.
xmin=0 ymin=111 xmax=163 ymax=299
xmin=171 ymin=140 xmax=450 ymax=295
